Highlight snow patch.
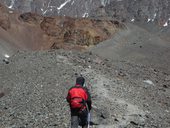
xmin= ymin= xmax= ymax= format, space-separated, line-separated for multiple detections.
xmin=101 ymin=0 xmax=110 ymax=7
xmin=41 ymin=0 xmax=53 ymax=15
xmin=82 ymin=12 xmax=89 ymax=18
xmin=147 ymin=18 xmax=151 ymax=22
xmin=88 ymin=65 xmax=91 ymax=69
xmin=8 ymin=0 xmax=15 ymax=9
xmin=42 ymin=10 xmax=48 ymax=15
xmin=154 ymin=13 xmax=157 ymax=18
xmin=131 ymin=18 xmax=135 ymax=22
xmin=4 ymin=54 xmax=10 ymax=58
xmin=151 ymin=13 xmax=157 ymax=21
xmin=143 ymin=80 xmax=154 ymax=85
xmin=163 ymin=22 xmax=168 ymax=27
xmin=47 ymin=0 xmax=51 ymax=8
xmin=71 ymin=0 xmax=75 ymax=5
xmin=57 ymin=0 xmax=71 ymax=10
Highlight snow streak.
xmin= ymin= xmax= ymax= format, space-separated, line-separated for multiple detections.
xmin=57 ymin=0 xmax=71 ymax=10
xmin=8 ymin=0 xmax=15 ymax=9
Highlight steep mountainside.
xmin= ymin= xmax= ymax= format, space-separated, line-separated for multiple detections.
xmin=0 ymin=3 xmax=123 ymax=59
xmin=0 ymin=0 xmax=170 ymax=27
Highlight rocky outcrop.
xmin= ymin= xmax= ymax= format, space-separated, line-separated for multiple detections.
xmin=91 ymin=0 xmax=170 ymax=27
xmin=0 ymin=4 xmax=10 ymax=30
xmin=0 ymin=3 xmax=124 ymax=51
xmin=40 ymin=16 xmax=124 ymax=49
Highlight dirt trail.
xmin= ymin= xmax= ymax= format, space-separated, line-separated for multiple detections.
xmin=81 ymin=68 xmax=146 ymax=128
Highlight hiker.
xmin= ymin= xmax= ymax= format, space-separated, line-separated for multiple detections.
xmin=66 ymin=76 xmax=92 ymax=128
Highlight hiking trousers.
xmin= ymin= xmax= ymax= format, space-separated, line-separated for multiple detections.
xmin=71 ymin=109 xmax=88 ymax=128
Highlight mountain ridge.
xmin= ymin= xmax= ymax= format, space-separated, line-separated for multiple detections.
xmin=0 ymin=0 xmax=169 ymax=28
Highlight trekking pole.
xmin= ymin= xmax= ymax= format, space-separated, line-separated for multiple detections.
xmin=85 ymin=103 xmax=91 ymax=128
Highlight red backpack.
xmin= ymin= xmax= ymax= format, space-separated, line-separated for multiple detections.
xmin=68 ymin=86 xmax=88 ymax=110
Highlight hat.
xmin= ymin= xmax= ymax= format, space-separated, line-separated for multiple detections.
xmin=76 ymin=76 xmax=85 ymax=86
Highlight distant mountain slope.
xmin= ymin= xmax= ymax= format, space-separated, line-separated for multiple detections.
xmin=0 ymin=0 xmax=170 ymax=27
xmin=90 ymin=23 xmax=170 ymax=73
xmin=0 ymin=3 xmax=123 ymax=59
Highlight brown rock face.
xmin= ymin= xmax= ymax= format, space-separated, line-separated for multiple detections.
xmin=0 ymin=3 xmax=124 ymax=51
xmin=0 ymin=4 xmax=10 ymax=30
xmin=40 ymin=16 xmax=124 ymax=49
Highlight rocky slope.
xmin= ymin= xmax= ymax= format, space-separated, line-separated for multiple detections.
xmin=0 ymin=1 xmax=169 ymax=128
xmin=90 ymin=23 xmax=170 ymax=73
xmin=0 ymin=0 xmax=170 ymax=27
xmin=102 ymin=0 xmax=170 ymax=25
xmin=1 ymin=0 xmax=170 ymax=46
xmin=0 ymin=3 xmax=123 ymax=60
xmin=0 ymin=50 xmax=169 ymax=128
xmin=0 ymin=3 xmax=123 ymax=49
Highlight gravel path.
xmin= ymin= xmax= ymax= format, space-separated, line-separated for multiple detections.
xmin=0 ymin=50 xmax=169 ymax=128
